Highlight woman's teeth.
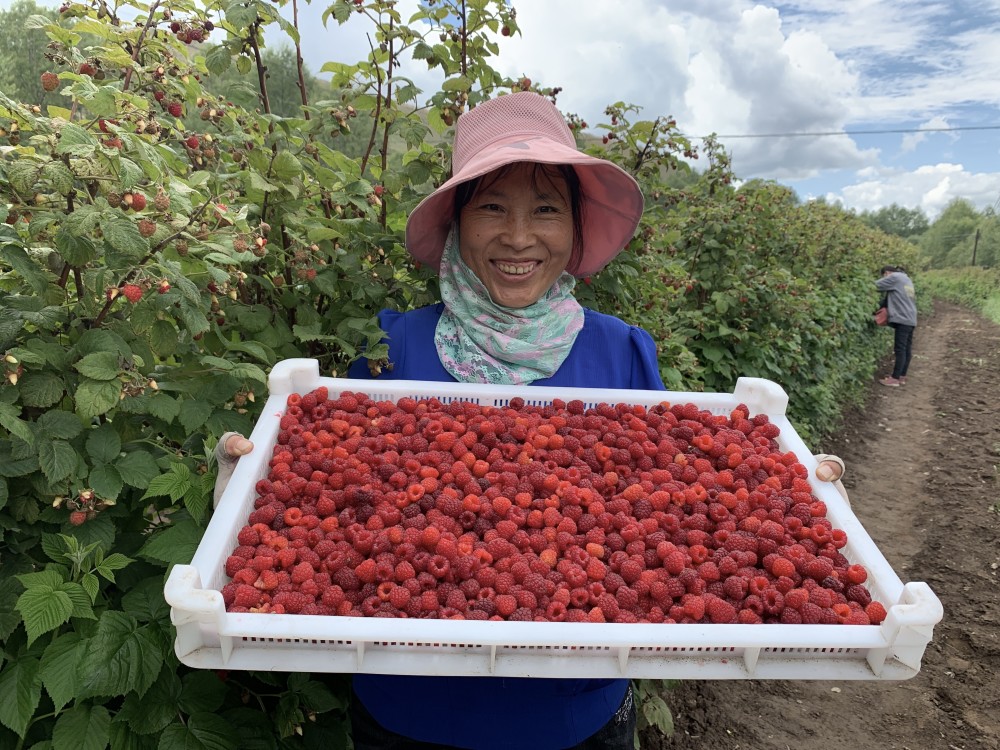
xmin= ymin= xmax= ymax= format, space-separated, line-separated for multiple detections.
xmin=495 ymin=261 xmax=536 ymax=275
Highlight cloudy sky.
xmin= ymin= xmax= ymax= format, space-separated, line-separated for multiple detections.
xmin=12 ymin=0 xmax=1000 ymax=219
xmin=260 ymin=0 xmax=1000 ymax=220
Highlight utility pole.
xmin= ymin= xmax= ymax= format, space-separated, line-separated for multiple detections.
xmin=972 ymin=228 xmax=980 ymax=266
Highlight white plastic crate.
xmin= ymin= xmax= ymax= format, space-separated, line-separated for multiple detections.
xmin=164 ymin=358 xmax=943 ymax=680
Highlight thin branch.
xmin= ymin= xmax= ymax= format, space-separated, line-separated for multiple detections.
xmin=359 ymin=31 xmax=385 ymax=177
xmin=291 ymin=0 xmax=310 ymax=119
xmin=247 ymin=20 xmax=271 ymax=115
xmin=632 ymin=116 xmax=661 ymax=174
xmin=122 ymin=0 xmax=162 ymax=93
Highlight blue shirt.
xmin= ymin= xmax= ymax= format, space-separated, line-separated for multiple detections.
xmin=347 ymin=303 xmax=665 ymax=750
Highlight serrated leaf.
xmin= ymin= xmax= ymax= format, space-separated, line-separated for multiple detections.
xmin=178 ymin=671 xmax=227 ymax=715
xmin=271 ymin=151 xmax=302 ymax=181
xmin=121 ymin=578 xmax=169 ymax=623
xmin=96 ymin=552 xmax=132 ymax=580
xmin=229 ymin=363 xmax=267 ymax=383
xmin=38 ymin=438 xmax=78 ymax=484
xmin=149 ymin=319 xmax=178 ymax=357
xmin=158 ymin=713 xmax=236 ymax=750
xmin=54 ymin=225 xmax=99 ymax=266
xmin=146 ymin=393 xmax=181 ymax=423
xmin=42 ymin=161 xmax=75 ymax=195
xmin=183 ymin=485 xmax=209 ymax=525
xmin=139 ymin=520 xmax=202 ymax=565
xmin=0 ymin=657 xmax=42 ymax=737
xmin=89 ymin=463 xmax=123 ymax=501
xmin=18 ymin=371 xmax=66 ymax=408
xmin=15 ymin=582 xmax=74 ymax=646
xmin=118 ymin=667 xmax=181 ymax=735
xmin=75 ymin=351 xmax=121 ymax=381
xmin=76 ymin=379 xmax=122 ymax=419
xmin=79 ymin=611 xmax=162 ymax=699
xmin=0 ymin=402 xmax=35 ymax=445
xmin=81 ymin=572 xmax=99 ymax=603
xmin=141 ymin=464 xmax=192 ymax=502
xmin=178 ymin=400 xmax=211 ymax=432
xmin=244 ymin=171 xmax=278 ymax=193
xmin=235 ymin=54 xmax=252 ymax=75
xmin=7 ymin=160 xmax=41 ymax=194
xmin=118 ymin=158 xmax=144 ymax=192
xmin=56 ymin=122 xmax=98 ymax=154
xmin=52 ymin=703 xmax=111 ymax=750
xmin=1 ymin=244 xmax=49 ymax=295
xmin=205 ymin=44 xmax=232 ymax=76
xmin=114 ymin=450 xmax=160 ymax=489
xmin=40 ymin=632 xmax=86 ymax=712
xmin=102 ymin=215 xmax=149 ymax=258
xmin=86 ymin=423 xmax=122 ymax=463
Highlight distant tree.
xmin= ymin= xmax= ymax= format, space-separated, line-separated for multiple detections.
xmin=919 ymin=198 xmax=980 ymax=268
xmin=859 ymin=203 xmax=929 ymax=240
xmin=0 ymin=0 xmax=71 ymax=108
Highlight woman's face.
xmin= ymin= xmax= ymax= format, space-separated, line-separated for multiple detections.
xmin=458 ymin=162 xmax=575 ymax=309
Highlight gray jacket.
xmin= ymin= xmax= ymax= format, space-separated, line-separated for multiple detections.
xmin=876 ymin=271 xmax=917 ymax=327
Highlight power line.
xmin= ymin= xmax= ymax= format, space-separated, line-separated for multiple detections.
xmin=691 ymin=124 xmax=1000 ymax=140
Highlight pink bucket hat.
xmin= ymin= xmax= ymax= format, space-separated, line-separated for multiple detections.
xmin=405 ymin=91 xmax=644 ymax=277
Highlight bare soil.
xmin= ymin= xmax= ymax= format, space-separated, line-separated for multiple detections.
xmin=648 ymin=301 xmax=1000 ymax=750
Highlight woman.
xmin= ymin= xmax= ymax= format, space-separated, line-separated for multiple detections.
xmin=217 ymin=91 xmax=848 ymax=749
xmin=875 ymin=265 xmax=917 ymax=387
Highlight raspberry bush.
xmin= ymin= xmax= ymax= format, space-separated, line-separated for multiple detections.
xmin=0 ymin=0 xmax=920 ymax=746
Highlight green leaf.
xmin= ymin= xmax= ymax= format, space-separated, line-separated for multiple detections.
xmin=40 ymin=632 xmax=86 ymax=712
xmin=42 ymin=161 xmax=75 ymax=196
xmin=15 ymin=580 xmax=74 ymax=646
xmin=117 ymin=667 xmax=181 ymax=735
xmin=38 ymin=438 xmax=78 ymax=484
xmin=102 ymin=215 xmax=150 ymax=258
xmin=158 ymin=713 xmax=236 ymax=750
xmin=0 ymin=402 xmax=35 ymax=445
xmin=178 ymin=400 xmax=211 ymax=433
xmin=183 ymin=485 xmax=209 ymax=525
xmin=75 ymin=351 xmax=121 ymax=381
xmin=271 ymin=151 xmax=302 ymax=182
xmin=7 ymin=159 xmax=41 ymax=195
xmin=139 ymin=520 xmax=203 ymax=565
xmin=89 ymin=463 xmax=123 ymax=501
xmin=52 ymin=703 xmax=111 ymax=750
xmin=204 ymin=44 xmax=232 ymax=76
xmin=79 ymin=611 xmax=162 ymax=699
xmin=95 ymin=553 xmax=132 ymax=583
xmin=86 ymin=423 xmax=122 ymax=463
xmin=55 ymin=226 xmax=98 ymax=266
xmin=146 ymin=393 xmax=181 ymax=423
xmin=1 ymin=244 xmax=49 ymax=295
xmin=76 ymin=379 xmax=122 ymax=419
xmin=116 ymin=451 xmax=161 ymax=489
xmin=244 ymin=171 xmax=278 ymax=193
xmin=121 ymin=578 xmax=170 ymax=623
xmin=0 ymin=657 xmax=42 ymax=738
xmin=150 ymin=320 xmax=178 ymax=357
xmin=18 ymin=371 xmax=66 ymax=408
xmin=178 ymin=671 xmax=227 ymax=715
xmin=639 ymin=691 xmax=674 ymax=735
xmin=56 ymin=122 xmax=98 ymax=154
xmin=141 ymin=463 xmax=192 ymax=502
xmin=441 ymin=74 xmax=472 ymax=92
xmin=229 ymin=363 xmax=266 ymax=384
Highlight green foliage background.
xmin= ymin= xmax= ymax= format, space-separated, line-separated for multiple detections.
xmin=0 ymin=0 xmax=971 ymax=747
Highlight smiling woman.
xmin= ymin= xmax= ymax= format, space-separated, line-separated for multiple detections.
xmin=216 ymin=91 xmax=851 ymax=750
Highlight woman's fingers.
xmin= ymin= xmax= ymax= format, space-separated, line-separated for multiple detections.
xmin=225 ymin=434 xmax=254 ymax=458
xmin=815 ymin=457 xmax=845 ymax=483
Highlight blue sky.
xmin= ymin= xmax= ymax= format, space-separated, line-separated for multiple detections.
xmin=10 ymin=0 xmax=1000 ymax=219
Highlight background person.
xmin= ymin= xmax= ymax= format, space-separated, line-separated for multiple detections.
xmin=875 ymin=265 xmax=917 ymax=387
xmin=216 ymin=91 xmax=849 ymax=750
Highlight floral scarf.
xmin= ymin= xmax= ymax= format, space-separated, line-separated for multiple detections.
xmin=434 ymin=227 xmax=584 ymax=385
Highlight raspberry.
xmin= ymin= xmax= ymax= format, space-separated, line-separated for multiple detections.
xmin=138 ymin=219 xmax=156 ymax=238
xmin=185 ymin=135 xmax=200 ymax=150
xmin=865 ymin=601 xmax=887 ymax=625
xmin=705 ymin=596 xmax=737 ymax=624
xmin=126 ymin=192 xmax=147 ymax=211
xmin=68 ymin=510 xmax=88 ymax=526
xmin=122 ymin=284 xmax=143 ymax=303
xmin=41 ymin=71 xmax=60 ymax=92
xmin=233 ymin=584 xmax=262 ymax=609
xmin=167 ymin=101 xmax=183 ymax=117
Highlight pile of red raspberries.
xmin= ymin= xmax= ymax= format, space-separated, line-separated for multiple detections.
xmin=222 ymin=387 xmax=887 ymax=627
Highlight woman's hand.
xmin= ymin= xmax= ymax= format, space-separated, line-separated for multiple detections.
xmin=214 ymin=432 xmax=254 ymax=506
xmin=813 ymin=454 xmax=850 ymax=505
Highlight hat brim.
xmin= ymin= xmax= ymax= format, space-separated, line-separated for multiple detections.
xmin=405 ymin=134 xmax=644 ymax=277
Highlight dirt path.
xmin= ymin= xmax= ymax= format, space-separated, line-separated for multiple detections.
xmin=649 ymin=301 xmax=1000 ymax=750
